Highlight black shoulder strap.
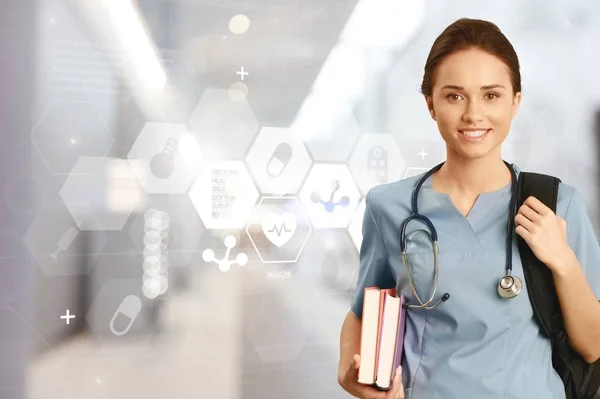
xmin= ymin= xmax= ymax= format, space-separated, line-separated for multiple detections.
xmin=516 ymin=171 xmax=563 ymax=338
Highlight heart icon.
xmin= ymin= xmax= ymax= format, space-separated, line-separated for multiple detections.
xmin=262 ymin=212 xmax=297 ymax=247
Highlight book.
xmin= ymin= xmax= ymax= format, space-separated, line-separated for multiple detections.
xmin=357 ymin=287 xmax=407 ymax=390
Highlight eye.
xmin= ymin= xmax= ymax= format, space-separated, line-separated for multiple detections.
xmin=485 ymin=92 xmax=500 ymax=100
xmin=446 ymin=93 xmax=462 ymax=101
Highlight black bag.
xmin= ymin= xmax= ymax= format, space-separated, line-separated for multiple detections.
xmin=516 ymin=171 xmax=600 ymax=399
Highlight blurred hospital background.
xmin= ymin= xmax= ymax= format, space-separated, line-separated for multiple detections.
xmin=0 ymin=0 xmax=599 ymax=398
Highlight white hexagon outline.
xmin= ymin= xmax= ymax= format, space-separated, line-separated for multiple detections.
xmin=245 ymin=196 xmax=312 ymax=264
xmin=22 ymin=203 xmax=109 ymax=276
xmin=245 ymin=296 xmax=308 ymax=363
xmin=347 ymin=132 xmax=407 ymax=195
xmin=298 ymin=97 xmax=362 ymax=163
xmin=31 ymin=100 xmax=114 ymax=176
xmin=188 ymin=159 xmax=260 ymax=230
xmin=58 ymin=157 xmax=139 ymax=231
xmin=244 ymin=126 xmax=313 ymax=196
xmin=297 ymin=163 xmax=362 ymax=229
xmin=126 ymin=196 xmax=205 ymax=264
xmin=403 ymin=166 xmax=430 ymax=179
xmin=187 ymin=87 xmax=261 ymax=161
xmin=126 ymin=122 xmax=201 ymax=195
xmin=84 ymin=278 xmax=153 ymax=344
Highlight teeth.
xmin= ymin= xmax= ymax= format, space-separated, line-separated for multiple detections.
xmin=461 ymin=129 xmax=488 ymax=137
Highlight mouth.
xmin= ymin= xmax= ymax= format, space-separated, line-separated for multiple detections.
xmin=458 ymin=129 xmax=491 ymax=140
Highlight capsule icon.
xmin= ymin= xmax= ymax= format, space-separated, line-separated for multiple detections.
xmin=266 ymin=142 xmax=293 ymax=177
xmin=109 ymin=294 xmax=142 ymax=336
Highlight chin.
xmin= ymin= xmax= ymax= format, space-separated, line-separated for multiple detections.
xmin=449 ymin=146 xmax=496 ymax=161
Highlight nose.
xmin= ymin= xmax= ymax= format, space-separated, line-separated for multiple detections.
xmin=462 ymin=98 xmax=485 ymax=123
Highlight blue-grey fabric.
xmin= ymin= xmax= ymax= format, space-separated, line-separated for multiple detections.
xmin=350 ymin=164 xmax=600 ymax=399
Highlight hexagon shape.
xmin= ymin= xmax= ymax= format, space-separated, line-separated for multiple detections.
xmin=348 ymin=133 xmax=407 ymax=195
xmin=404 ymin=167 xmax=430 ymax=179
xmin=295 ymin=97 xmax=360 ymax=162
xmin=296 ymin=229 xmax=359 ymax=299
xmin=298 ymin=164 xmax=361 ymax=229
xmin=59 ymin=157 xmax=145 ymax=231
xmin=86 ymin=278 xmax=155 ymax=343
xmin=3 ymin=175 xmax=44 ymax=215
xmin=245 ymin=197 xmax=311 ymax=263
xmin=127 ymin=122 xmax=202 ymax=194
xmin=127 ymin=195 xmax=205 ymax=276
xmin=197 ymin=229 xmax=255 ymax=273
xmin=0 ymin=229 xmax=36 ymax=305
xmin=246 ymin=296 xmax=308 ymax=363
xmin=348 ymin=198 xmax=366 ymax=252
xmin=189 ymin=160 xmax=259 ymax=229
xmin=32 ymin=101 xmax=114 ymax=175
xmin=23 ymin=202 xmax=108 ymax=276
xmin=245 ymin=127 xmax=312 ymax=195
xmin=188 ymin=88 xmax=260 ymax=160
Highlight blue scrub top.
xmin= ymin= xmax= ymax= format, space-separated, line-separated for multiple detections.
xmin=351 ymin=164 xmax=600 ymax=399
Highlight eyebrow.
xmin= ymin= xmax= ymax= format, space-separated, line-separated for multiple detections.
xmin=441 ymin=84 xmax=506 ymax=91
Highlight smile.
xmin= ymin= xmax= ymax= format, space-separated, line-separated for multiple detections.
xmin=459 ymin=129 xmax=491 ymax=140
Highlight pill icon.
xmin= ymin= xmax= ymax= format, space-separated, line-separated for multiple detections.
xmin=266 ymin=142 xmax=293 ymax=177
xmin=109 ymin=294 xmax=142 ymax=336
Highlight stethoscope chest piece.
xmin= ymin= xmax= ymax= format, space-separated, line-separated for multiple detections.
xmin=497 ymin=275 xmax=522 ymax=299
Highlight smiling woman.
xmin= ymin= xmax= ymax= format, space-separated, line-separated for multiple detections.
xmin=421 ymin=19 xmax=522 ymax=171
xmin=338 ymin=17 xmax=600 ymax=399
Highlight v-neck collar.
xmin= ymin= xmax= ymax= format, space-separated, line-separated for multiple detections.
xmin=417 ymin=164 xmax=520 ymax=245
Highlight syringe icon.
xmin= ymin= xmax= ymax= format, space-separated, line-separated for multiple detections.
xmin=50 ymin=226 xmax=79 ymax=260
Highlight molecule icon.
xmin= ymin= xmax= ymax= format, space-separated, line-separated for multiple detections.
xmin=202 ymin=235 xmax=248 ymax=272
xmin=310 ymin=179 xmax=350 ymax=213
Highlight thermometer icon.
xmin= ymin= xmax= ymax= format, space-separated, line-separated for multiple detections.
xmin=109 ymin=294 xmax=142 ymax=336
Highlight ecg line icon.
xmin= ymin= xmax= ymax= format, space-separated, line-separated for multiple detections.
xmin=310 ymin=179 xmax=350 ymax=213
xmin=202 ymin=235 xmax=248 ymax=272
xmin=268 ymin=222 xmax=292 ymax=237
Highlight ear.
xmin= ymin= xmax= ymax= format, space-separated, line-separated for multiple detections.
xmin=511 ymin=91 xmax=522 ymax=119
xmin=424 ymin=96 xmax=436 ymax=121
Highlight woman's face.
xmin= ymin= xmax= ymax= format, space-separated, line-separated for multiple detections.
xmin=426 ymin=48 xmax=521 ymax=161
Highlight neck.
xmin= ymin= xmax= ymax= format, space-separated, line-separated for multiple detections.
xmin=435 ymin=154 xmax=511 ymax=195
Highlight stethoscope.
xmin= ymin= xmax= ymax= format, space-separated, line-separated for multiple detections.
xmin=400 ymin=160 xmax=522 ymax=310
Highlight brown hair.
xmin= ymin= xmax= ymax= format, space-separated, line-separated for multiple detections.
xmin=420 ymin=18 xmax=521 ymax=98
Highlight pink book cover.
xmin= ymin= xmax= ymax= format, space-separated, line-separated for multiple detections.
xmin=391 ymin=295 xmax=407 ymax=373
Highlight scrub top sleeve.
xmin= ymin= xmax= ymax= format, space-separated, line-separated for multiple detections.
xmin=564 ymin=188 xmax=600 ymax=299
xmin=350 ymin=190 xmax=396 ymax=319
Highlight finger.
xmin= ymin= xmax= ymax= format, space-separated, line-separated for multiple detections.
xmin=515 ymin=214 xmax=535 ymax=232
xmin=346 ymin=354 xmax=360 ymax=379
xmin=390 ymin=366 xmax=405 ymax=399
xmin=524 ymin=196 xmax=551 ymax=216
xmin=518 ymin=204 xmax=541 ymax=223
xmin=352 ymin=354 xmax=360 ymax=370
xmin=515 ymin=225 xmax=532 ymax=241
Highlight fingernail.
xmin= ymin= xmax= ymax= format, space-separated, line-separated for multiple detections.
xmin=396 ymin=366 xmax=402 ymax=377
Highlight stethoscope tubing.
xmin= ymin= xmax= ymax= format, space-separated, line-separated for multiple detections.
xmin=400 ymin=161 xmax=519 ymax=309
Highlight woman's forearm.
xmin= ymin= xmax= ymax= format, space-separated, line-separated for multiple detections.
xmin=551 ymin=252 xmax=600 ymax=363
xmin=338 ymin=310 xmax=362 ymax=380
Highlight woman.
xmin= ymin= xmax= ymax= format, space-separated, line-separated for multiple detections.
xmin=337 ymin=17 xmax=600 ymax=399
